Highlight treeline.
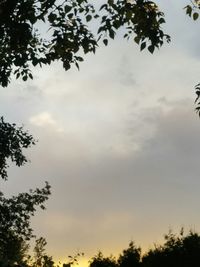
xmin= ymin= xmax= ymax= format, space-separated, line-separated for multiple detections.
xmin=2 ymin=229 xmax=200 ymax=267
xmin=89 ymin=230 xmax=200 ymax=267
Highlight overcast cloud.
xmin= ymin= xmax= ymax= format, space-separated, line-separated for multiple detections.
xmin=1 ymin=1 xmax=200 ymax=265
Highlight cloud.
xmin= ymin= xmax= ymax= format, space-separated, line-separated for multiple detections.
xmin=3 ymin=97 xmax=198 ymax=261
xmin=29 ymin=112 xmax=64 ymax=132
xmin=1 ymin=3 xmax=200 ymax=261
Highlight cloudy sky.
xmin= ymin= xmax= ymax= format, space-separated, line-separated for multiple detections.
xmin=1 ymin=0 xmax=200 ymax=265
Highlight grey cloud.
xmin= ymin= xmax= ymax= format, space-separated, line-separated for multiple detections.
xmin=1 ymin=2 xmax=200 ymax=259
xmin=116 ymin=55 xmax=136 ymax=87
xmin=3 ymin=98 xmax=200 ymax=260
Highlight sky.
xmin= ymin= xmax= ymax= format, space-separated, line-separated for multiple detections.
xmin=1 ymin=0 xmax=200 ymax=265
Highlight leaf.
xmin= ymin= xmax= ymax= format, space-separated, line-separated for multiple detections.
xmin=100 ymin=4 xmax=107 ymax=11
xmin=140 ymin=42 xmax=146 ymax=51
xmin=134 ymin=36 xmax=140 ymax=44
xmin=158 ymin=17 xmax=165 ymax=24
xmin=76 ymin=56 xmax=84 ymax=62
xmin=113 ymin=20 xmax=121 ymax=29
xmin=86 ymin=14 xmax=92 ymax=22
xmin=185 ymin=5 xmax=192 ymax=17
xmin=75 ymin=62 xmax=79 ymax=70
xmin=22 ymin=75 xmax=28 ymax=81
xmin=193 ymin=12 xmax=199 ymax=20
xmin=63 ymin=61 xmax=70 ymax=70
xmin=148 ymin=45 xmax=155 ymax=54
xmin=64 ymin=5 xmax=72 ymax=13
xmin=103 ymin=39 xmax=108 ymax=46
xmin=109 ymin=29 xmax=115 ymax=39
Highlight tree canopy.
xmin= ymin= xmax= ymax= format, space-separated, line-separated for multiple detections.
xmin=1 ymin=0 xmax=200 ymax=108
xmin=0 ymin=183 xmax=51 ymax=266
xmin=0 ymin=117 xmax=51 ymax=267
xmin=88 ymin=230 xmax=200 ymax=267
xmin=1 ymin=0 xmax=200 ymax=109
xmin=0 ymin=0 xmax=172 ymax=87
xmin=0 ymin=117 xmax=35 ymax=180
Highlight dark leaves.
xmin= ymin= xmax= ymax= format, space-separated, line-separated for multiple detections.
xmin=103 ymin=39 xmax=108 ymax=46
xmin=0 ymin=0 xmax=171 ymax=86
xmin=193 ymin=12 xmax=199 ymax=20
xmin=0 ymin=117 xmax=35 ymax=180
xmin=98 ymin=0 xmax=170 ymax=54
xmin=0 ymin=182 xmax=51 ymax=243
xmin=195 ymin=83 xmax=200 ymax=116
xmin=184 ymin=3 xmax=200 ymax=21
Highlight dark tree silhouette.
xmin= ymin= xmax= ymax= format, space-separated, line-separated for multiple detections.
xmin=0 ymin=231 xmax=29 ymax=267
xmin=89 ymin=252 xmax=117 ymax=267
xmin=0 ymin=117 xmax=35 ymax=180
xmin=142 ymin=230 xmax=200 ymax=267
xmin=0 ymin=118 xmax=51 ymax=267
xmin=33 ymin=237 xmax=55 ymax=267
xmin=0 ymin=183 xmax=51 ymax=266
xmin=1 ymin=1 xmax=200 ymax=111
xmin=118 ymin=241 xmax=141 ymax=267
xmin=0 ymin=0 xmax=172 ymax=87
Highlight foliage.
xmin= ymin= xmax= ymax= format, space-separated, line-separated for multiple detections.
xmin=0 ymin=0 xmax=170 ymax=87
xmin=33 ymin=237 xmax=55 ymax=267
xmin=0 ymin=231 xmax=30 ymax=267
xmin=195 ymin=83 xmax=200 ymax=115
xmin=0 ymin=182 xmax=51 ymax=240
xmin=142 ymin=229 xmax=200 ymax=267
xmin=0 ymin=116 xmax=35 ymax=180
xmin=2 ymin=1 xmax=200 ymax=111
xmin=66 ymin=252 xmax=85 ymax=267
xmin=89 ymin=252 xmax=117 ymax=267
xmin=86 ymin=231 xmax=200 ymax=267
xmin=184 ymin=1 xmax=200 ymax=114
xmin=118 ymin=241 xmax=141 ymax=267
xmin=184 ymin=0 xmax=200 ymax=21
xmin=0 ymin=117 xmax=51 ymax=266
xmin=0 ymin=182 xmax=51 ymax=266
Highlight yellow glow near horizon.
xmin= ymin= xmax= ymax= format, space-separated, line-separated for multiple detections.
xmin=57 ymin=258 xmax=89 ymax=267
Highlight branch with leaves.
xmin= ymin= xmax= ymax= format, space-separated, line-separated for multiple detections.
xmin=0 ymin=0 xmax=170 ymax=87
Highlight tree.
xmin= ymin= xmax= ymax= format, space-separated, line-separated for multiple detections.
xmin=33 ymin=237 xmax=55 ymax=267
xmin=89 ymin=252 xmax=117 ymax=267
xmin=142 ymin=229 xmax=200 ymax=267
xmin=0 ymin=117 xmax=51 ymax=267
xmin=118 ymin=241 xmax=141 ymax=267
xmin=2 ymin=1 xmax=200 ymax=109
xmin=0 ymin=0 xmax=171 ymax=87
xmin=62 ymin=252 xmax=84 ymax=267
xmin=0 ymin=182 xmax=51 ymax=266
xmin=0 ymin=116 xmax=35 ymax=180
xmin=0 ymin=230 xmax=30 ymax=267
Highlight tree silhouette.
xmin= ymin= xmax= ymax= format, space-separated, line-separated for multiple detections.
xmin=0 ymin=118 xmax=51 ymax=267
xmin=0 ymin=0 xmax=172 ymax=87
xmin=0 ymin=231 xmax=30 ymax=267
xmin=0 ymin=117 xmax=35 ymax=180
xmin=0 ymin=183 xmax=51 ymax=266
xmin=1 ymin=1 xmax=200 ymax=110
xmin=89 ymin=252 xmax=117 ymax=267
xmin=33 ymin=237 xmax=55 ymax=267
xmin=118 ymin=241 xmax=141 ymax=267
xmin=142 ymin=230 xmax=200 ymax=267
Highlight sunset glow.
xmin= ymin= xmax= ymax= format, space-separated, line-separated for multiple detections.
xmin=2 ymin=1 xmax=200 ymax=265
